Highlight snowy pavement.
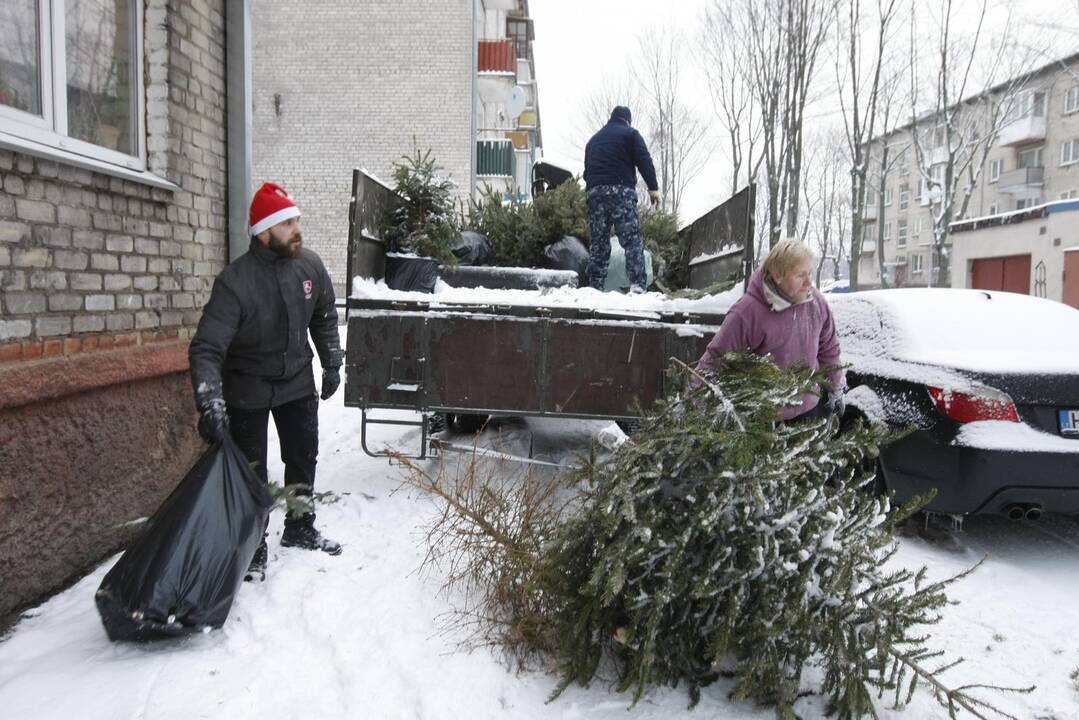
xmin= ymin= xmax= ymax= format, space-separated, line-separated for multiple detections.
xmin=2 ymin=341 xmax=1079 ymax=719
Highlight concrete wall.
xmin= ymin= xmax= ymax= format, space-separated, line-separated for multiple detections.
xmin=0 ymin=0 xmax=229 ymax=620
xmin=252 ymin=0 xmax=475 ymax=294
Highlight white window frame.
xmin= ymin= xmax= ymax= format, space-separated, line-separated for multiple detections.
xmin=883 ymin=222 xmax=892 ymax=242
xmin=1007 ymin=89 xmax=1046 ymax=122
xmin=1065 ymin=86 xmax=1079 ymax=115
xmin=988 ymin=158 xmax=1003 ymax=182
xmin=896 ymin=219 xmax=908 ymax=248
xmin=987 ymin=202 xmax=998 ymax=215
xmin=1060 ymin=190 xmax=1078 ymax=200
xmin=1016 ymin=198 xmax=1035 ymax=210
xmin=0 ymin=0 xmax=148 ymax=172
xmin=1061 ymin=139 xmax=1079 ymax=167
xmin=899 ymin=184 xmax=909 ymax=210
xmin=911 ymin=254 xmax=924 ymax=274
xmin=1017 ymin=145 xmax=1043 ymax=169
xmin=883 ymin=188 xmax=893 ymax=207
xmin=932 ymin=125 xmax=946 ymax=149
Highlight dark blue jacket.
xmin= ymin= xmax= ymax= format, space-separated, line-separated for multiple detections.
xmin=583 ymin=120 xmax=659 ymax=192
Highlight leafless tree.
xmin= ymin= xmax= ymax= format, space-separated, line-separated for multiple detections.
xmin=706 ymin=0 xmax=834 ymax=250
xmin=905 ymin=0 xmax=1041 ymax=286
xmin=699 ymin=4 xmax=763 ymax=197
xmin=801 ymin=128 xmax=850 ymax=285
xmin=869 ymin=69 xmax=910 ymax=288
xmin=573 ymin=78 xmax=643 ymax=155
xmin=835 ymin=0 xmax=902 ymax=290
xmin=632 ymin=27 xmax=711 ymax=218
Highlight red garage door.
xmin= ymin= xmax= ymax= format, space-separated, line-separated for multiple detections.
xmin=1064 ymin=249 xmax=1079 ymax=309
xmin=971 ymin=254 xmax=1031 ymax=294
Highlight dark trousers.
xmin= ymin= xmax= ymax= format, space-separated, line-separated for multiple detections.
xmin=228 ymin=394 xmax=319 ymax=526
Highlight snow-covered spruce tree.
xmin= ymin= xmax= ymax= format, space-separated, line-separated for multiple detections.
xmin=399 ymin=353 xmax=1031 ymax=718
xmin=383 ymin=146 xmax=459 ymax=265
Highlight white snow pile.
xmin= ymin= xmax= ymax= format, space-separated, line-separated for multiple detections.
xmin=351 ymin=275 xmax=742 ymax=316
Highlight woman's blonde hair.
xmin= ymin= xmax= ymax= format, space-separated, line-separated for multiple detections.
xmin=761 ymin=239 xmax=814 ymax=280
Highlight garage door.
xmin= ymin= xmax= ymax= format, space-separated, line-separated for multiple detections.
xmin=970 ymin=254 xmax=1031 ymax=294
xmin=1064 ymin=249 xmax=1079 ymax=309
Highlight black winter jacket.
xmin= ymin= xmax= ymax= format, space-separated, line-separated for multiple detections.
xmin=189 ymin=238 xmax=342 ymax=411
xmin=583 ymin=119 xmax=659 ymax=192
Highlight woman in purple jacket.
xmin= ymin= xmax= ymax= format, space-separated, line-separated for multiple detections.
xmin=696 ymin=240 xmax=846 ymax=421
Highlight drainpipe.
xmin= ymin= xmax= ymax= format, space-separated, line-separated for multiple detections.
xmin=471 ymin=0 xmax=478 ymax=200
xmin=226 ymin=0 xmax=253 ymax=263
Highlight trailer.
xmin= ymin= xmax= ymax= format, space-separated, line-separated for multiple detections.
xmin=342 ymin=169 xmax=749 ymax=458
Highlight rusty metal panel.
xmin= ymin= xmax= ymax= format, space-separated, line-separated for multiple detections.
xmin=426 ymin=316 xmax=542 ymax=412
xmin=545 ymin=323 xmax=669 ymax=416
xmin=344 ymin=314 xmax=427 ymax=410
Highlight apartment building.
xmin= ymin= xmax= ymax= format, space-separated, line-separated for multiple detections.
xmin=859 ymin=52 xmax=1079 ymax=306
xmin=252 ymin=0 xmax=543 ymax=294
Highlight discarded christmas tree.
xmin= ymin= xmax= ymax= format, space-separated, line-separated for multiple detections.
xmin=399 ymin=353 xmax=1033 ymax=719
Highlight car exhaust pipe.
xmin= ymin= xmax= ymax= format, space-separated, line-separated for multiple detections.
xmin=1004 ymin=504 xmax=1026 ymax=521
xmin=1025 ymin=506 xmax=1042 ymax=522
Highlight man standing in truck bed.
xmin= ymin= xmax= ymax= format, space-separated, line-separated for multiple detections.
xmin=583 ymin=105 xmax=660 ymax=293
xmin=188 ymin=182 xmax=344 ymax=581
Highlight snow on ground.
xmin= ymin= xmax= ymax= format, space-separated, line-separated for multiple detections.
xmin=2 ymin=329 xmax=1079 ymax=719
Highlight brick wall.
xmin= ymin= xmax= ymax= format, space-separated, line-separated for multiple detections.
xmin=251 ymin=0 xmax=475 ymax=294
xmin=0 ymin=0 xmax=230 ymax=620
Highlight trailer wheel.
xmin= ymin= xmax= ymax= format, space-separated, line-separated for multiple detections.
xmin=450 ymin=413 xmax=489 ymax=434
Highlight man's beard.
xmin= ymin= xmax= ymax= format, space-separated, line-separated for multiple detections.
xmin=268 ymin=232 xmax=303 ymax=258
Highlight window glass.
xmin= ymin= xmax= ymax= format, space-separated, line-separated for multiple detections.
xmin=65 ymin=0 xmax=136 ymax=154
xmin=1017 ymin=146 xmax=1042 ymax=169
xmin=0 ymin=0 xmax=42 ymax=115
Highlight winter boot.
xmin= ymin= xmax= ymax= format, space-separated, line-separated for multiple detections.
xmin=244 ymin=538 xmax=268 ymax=582
xmin=281 ymin=513 xmax=342 ymax=556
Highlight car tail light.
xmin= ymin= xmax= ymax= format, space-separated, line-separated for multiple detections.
xmin=926 ymin=386 xmax=1019 ymax=423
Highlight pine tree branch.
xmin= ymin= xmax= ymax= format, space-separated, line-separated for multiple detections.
xmin=887 ymin=649 xmax=1034 ymax=720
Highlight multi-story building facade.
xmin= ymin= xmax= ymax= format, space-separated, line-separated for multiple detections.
xmin=252 ymin=0 xmax=543 ymax=294
xmin=859 ymin=52 xmax=1079 ymax=307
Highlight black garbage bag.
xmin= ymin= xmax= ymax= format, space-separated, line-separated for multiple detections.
xmin=384 ymin=253 xmax=440 ymax=293
xmin=543 ymin=235 xmax=589 ymax=286
xmin=450 ymin=231 xmax=491 ymax=266
xmin=95 ymin=435 xmax=273 ymax=642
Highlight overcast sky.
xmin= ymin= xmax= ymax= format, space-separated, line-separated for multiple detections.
xmin=530 ymin=0 xmax=1079 ymax=226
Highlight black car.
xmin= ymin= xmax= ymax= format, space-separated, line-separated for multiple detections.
xmin=829 ymin=288 xmax=1079 ymax=517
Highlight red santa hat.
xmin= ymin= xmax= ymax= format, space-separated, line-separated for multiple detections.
xmin=249 ymin=182 xmax=301 ymax=236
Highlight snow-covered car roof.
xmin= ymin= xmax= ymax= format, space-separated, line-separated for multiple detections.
xmin=829 ymin=288 xmax=1079 ymax=376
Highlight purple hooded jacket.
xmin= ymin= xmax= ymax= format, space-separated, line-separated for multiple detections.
xmin=696 ymin=268 xmax=845 ymax=420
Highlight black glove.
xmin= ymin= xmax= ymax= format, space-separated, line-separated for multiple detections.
xmin=320 ymin=366 xmax=341 ymax=400
xmin=197 ymin=398 xmax=229 ymax=444
xmin=825 ymin=387 xmax=846 ymax=417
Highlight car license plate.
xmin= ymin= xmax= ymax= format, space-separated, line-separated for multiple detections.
xmin=1059 ymin=409 xmax=1079 ymax=436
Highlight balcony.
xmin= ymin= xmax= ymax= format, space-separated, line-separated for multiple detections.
xmin=997 ymin=114 xmax=1046 ymax=147
xmin=477 ymin=40 xmax=516 ymax=74
xmin=477 ymin=139 xmax=514 ymax=177
xmin=862 ymin=203 xmax=877 ymax=221
xmin=997 ymin=166 xmax=1044 ymax=194
xmin=477 ymin=40 xmax=516 ymax=104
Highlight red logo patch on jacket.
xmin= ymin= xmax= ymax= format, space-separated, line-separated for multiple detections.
xmin=303 ymin=279 xmax=313 ymax=298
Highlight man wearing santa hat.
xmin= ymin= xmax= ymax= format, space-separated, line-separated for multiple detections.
xmin=188 ymin=182 xmax=344 ymax=581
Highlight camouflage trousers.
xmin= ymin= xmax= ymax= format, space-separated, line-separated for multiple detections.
xmin=586 ymin=185 xmax=646 ymax=291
